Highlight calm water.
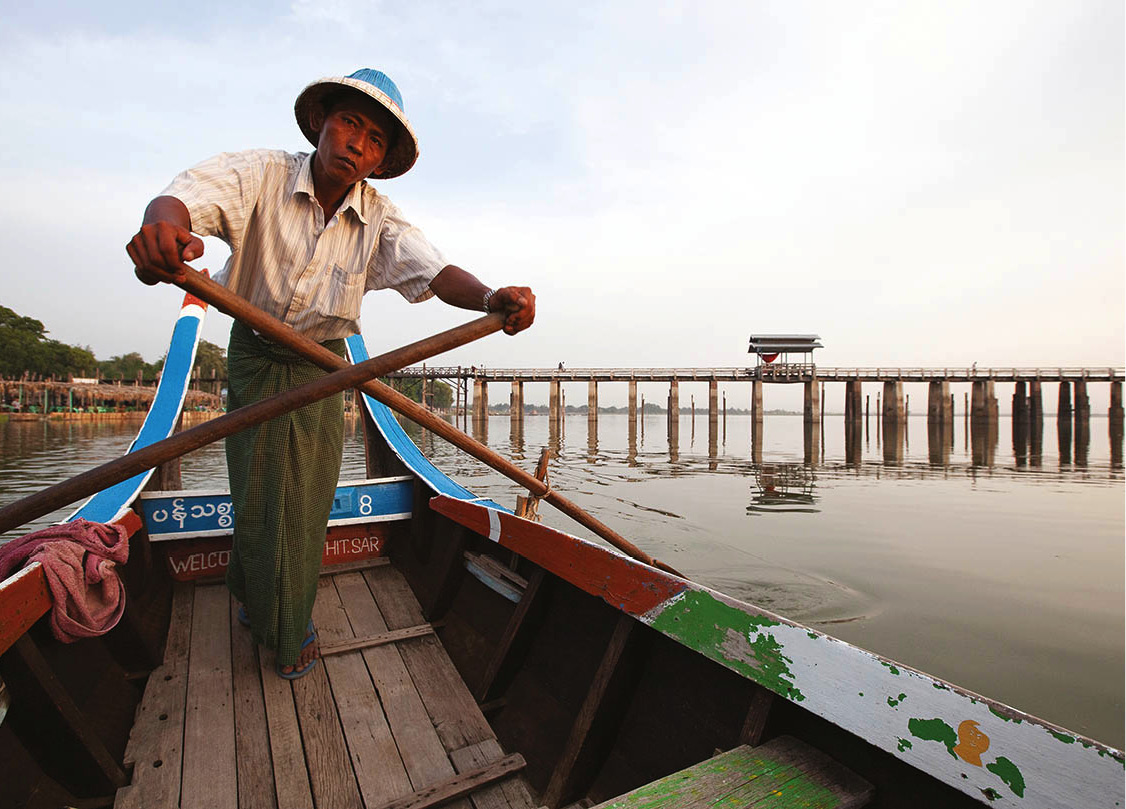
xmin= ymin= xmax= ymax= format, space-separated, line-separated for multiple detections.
xmin=1 ymin=411 xmax=1122 ymax=747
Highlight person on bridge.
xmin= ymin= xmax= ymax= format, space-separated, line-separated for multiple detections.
xmin=126 ymin=68 xmax=535 ymax=679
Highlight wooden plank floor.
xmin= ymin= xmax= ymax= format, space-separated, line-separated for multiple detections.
xmin=116 ymin=564 xmax=535 ymax=809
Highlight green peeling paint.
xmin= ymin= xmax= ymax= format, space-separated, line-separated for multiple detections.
xmin=598 ymin=745 xmax=842 ymax=808
xmin=897 ymin=738 xmax=913 ymax=752
xmin=988 ymin=707 xmax=1021 ymax=723
xmin=986 ymin=757 xmax=1026 ymax=798
xmin=807 ymin=631 xmax=818 ymax=639
xmin=888 ymin=693 xmax=906 ymax=708
xmin=908 ymin=718 xmax=958 ymax=758
xmin=981 ymin=787 xmax=1002 ymax=802
xmin=881 ymin=661 xmax=901 ymax=675
xmin=1049 ymin=730 xmax=1075 ymax=744
xmin=932 ymin=682 xmax=949 ymax=690
xmin=649 ymin=590 xmax=806 ymax=702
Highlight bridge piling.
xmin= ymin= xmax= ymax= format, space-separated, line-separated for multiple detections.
xmin=708 ymin=380 xmax=719 ymax=455
xmin=668 ymin=379 xmax=680 ymax=442
xmin=628 ymin=379 xmax=637 ymax=425
xmin=549 ymin=379 xmax=561 ymax=429
xmin=751 ymin=380 xmax=763 ymax=425
xmin=928 ymin=380 xmax=952 ymax=424
xmin=1111 ymin=382 xmax=1123 ymax=468
xmin=1013 ymin=381 xmax=1028 ymax=423
xmin=1074 ymin=379 xmax=1090 ymax=429
xmin=1057 ymin=381 xmax=1072 ymax=421
xmin=473 ymin=378 xmax=488 ymax=425
xmin=845 ymin=380 xmax=862 ymax=423
xmin=804 ymin=378 xmax=820 ymax=423
xmin=883 ymin=381 xmax=905 ymax=421
xmin=588 ymin=380 xmax=598 ymax=423
xmin=511 ymin=380 xmax=523 ymax=429
xmin=1029 ymin=380 xmax=1043 ymax=423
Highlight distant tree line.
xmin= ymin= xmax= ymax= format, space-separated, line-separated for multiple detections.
xmin=0 ymin=302 xmax=226 ymax=382
xmin=386 ymin=377 xmax=453 ymax=409
xmin=0 ymin=303 xmax=452 ymax=411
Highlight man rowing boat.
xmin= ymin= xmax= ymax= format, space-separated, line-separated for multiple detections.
xmin=126 ymin=68 xmax=535 ymax=678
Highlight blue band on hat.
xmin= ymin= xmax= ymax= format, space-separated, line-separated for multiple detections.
xmin=347 ymin=68 xmax=405 ymax=112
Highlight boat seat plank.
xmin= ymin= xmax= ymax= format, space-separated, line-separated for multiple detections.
xmin=450 ymin=740 xmax=536 ymax=809
xmin=230 ymin=596 xmax=278 ymax=808
xmin=368 ymin=752 xmax=527 ymax=809
xmin=314 ymin=573 xmax=413 ymax=806
xmin=590 ymin=736 xmax=873 ymax=809
xmin=320 ymin=622 xmax=435 ymax=657
xmin=181 ymin=583 xmax=238 ymax=809
xmin=115 ymin=581 xmax=193 ymax=809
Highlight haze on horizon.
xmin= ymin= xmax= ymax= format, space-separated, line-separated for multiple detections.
xmin=0 ymin=1 xmax=1121 ymax=409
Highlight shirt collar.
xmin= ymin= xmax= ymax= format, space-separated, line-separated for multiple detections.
xmin=291 ymin=152 xmax=370 ymax=225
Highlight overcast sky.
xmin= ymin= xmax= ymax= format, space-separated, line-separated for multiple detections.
xmin=1 ymin=1 xmax=1121 ymax=408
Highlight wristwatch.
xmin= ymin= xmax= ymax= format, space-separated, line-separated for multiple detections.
xmin=483 ymin=288 xmax=497 ymax=313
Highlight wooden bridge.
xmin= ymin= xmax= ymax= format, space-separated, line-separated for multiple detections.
xmin=388 ymin=366 xmax=1124 ymax=441
xmin=389 ymin=365 xmax=1124 ymax=383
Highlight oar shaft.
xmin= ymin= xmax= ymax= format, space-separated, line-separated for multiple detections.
xmin=0 ymin=311 xmax=503 ymax=536
xmin=173 ymin=270 xmax=682 ymax=576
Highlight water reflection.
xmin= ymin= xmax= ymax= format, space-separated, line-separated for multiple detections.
xmin=883 ymin=416 xmax=905 ymax=465
xmin=927 ymin=420 xmax=951 ymax=467
xmin=802 ymin=420 xmax=819 ymax=465
xmin=1058 ymin=417 xmax=1072 ymax=465
xmin=748 ymin=463 xmax=819 ymax=514
xmin=845 ymin=419 xmax=863 ymax=468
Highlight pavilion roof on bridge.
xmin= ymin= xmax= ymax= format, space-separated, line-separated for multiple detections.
xmin=748 ymin=334 xmax=823 ymax=357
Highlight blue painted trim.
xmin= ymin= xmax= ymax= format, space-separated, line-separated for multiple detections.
xmin=68 ymin=305 xmax=205 ymax=525
xmin=140 ymin=478 xmax=412 ymax=538
xmin=344 ymin=334 xmax=509 ymax=512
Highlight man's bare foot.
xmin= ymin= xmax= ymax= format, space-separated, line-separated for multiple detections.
xmin=278 ymin=623 xmax=318 ymax=679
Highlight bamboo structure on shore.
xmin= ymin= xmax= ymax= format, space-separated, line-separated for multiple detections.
xmin=0 ymin=378 xmax=222 ymax=415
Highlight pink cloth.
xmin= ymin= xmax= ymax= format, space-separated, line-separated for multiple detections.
xmin=0 ymin=519 xmax=130 ymax=642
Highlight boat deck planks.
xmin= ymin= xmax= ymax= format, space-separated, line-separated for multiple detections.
xmin=115 ymin=564 xmax=534 ymax=809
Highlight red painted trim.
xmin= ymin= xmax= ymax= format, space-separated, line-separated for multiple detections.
xmin=0 ymin=563 xmax=51 ymax=657
xmin=117 ymin=509 xmax=143 ymax=539
xmin=182 ymin=268 xmax=210 ymax=310
xmin=430 ymin=496 xmax=687 ymax=616
xmin=163 ymin=522 xmax=389 ymax=581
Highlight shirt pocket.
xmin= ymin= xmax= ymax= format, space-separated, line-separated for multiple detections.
xmin=316 ymin=263 xmax=365 ymax=322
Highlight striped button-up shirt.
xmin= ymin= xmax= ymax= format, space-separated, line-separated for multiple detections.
xmin=161 ymin=149 xmax=445 ymax=341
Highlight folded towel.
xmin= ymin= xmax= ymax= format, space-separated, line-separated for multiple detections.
xmin=0 ymin=519 xmax=130 ymax=642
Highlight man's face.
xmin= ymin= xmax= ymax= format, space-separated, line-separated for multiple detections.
xmin=313 ymin=95 xmax=391 ymax=185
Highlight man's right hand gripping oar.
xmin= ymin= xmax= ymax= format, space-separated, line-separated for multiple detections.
xmin=125 ymin=196 xmax=202 ymax=285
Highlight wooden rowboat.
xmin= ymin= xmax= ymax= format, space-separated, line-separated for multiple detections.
xmin=0 ymin=294 xmax=1122 ymax=809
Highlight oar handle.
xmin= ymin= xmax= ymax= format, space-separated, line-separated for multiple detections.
xmin=172 ymin=269 xmax=685 ymax=577
xmin=0 ymin=276 xmax=503 ymax=535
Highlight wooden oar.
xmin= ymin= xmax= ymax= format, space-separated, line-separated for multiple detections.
xmin=0 ymin=313 xmax=504 ymax=536
xmin=169 ymin=269 xmax=682 ymax=577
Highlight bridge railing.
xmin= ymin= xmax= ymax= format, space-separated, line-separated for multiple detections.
xmin=386 ymin=366 xmax=1124 ymax=381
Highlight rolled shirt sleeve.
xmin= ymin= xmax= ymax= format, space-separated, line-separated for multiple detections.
xmin=367 ymin=203 xmax=445 ymax=303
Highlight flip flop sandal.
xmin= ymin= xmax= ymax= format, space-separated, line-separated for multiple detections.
xmin=277 ymin=621 xmax=318 ymax=680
